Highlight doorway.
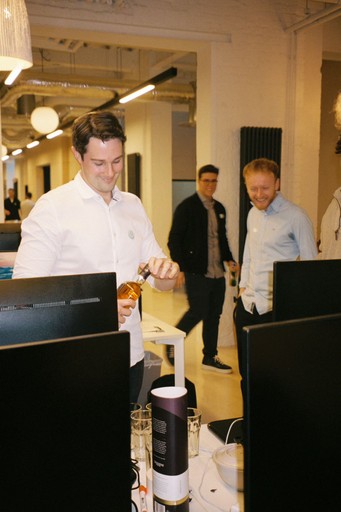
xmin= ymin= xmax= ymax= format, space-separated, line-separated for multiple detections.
xmin=36 ymin=164 xmax=51 ymax=198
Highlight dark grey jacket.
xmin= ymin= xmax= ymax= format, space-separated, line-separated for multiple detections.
xmin=168 ymin=192 xmax=234 ymax=275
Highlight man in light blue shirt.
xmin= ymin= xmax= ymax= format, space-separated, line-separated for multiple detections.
xmin=235 ymin=158 xmax=318 ymax=376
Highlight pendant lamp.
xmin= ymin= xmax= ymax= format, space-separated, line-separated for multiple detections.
xmin=30 ymin=106 xmax=59 ymax=134
xmin=0 ymin=0 xmax=33 ymax=70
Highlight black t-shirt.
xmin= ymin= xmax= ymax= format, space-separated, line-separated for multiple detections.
xmin=4 ymin=197 xmax=21 ymax=220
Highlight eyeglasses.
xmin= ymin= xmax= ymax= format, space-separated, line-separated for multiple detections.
xmin=200 ymin=179 xmax=218 ymax=184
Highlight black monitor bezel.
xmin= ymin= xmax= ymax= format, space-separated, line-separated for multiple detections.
xmin=273 ymin=259 xmax=341 ymax=321
xmin=0 ymin=330 xmax=131 ymax=511
xmin=242 ymin=313 xmax=341 ymax=512
xmin=0 ymin=272 xmax=118 ymax=345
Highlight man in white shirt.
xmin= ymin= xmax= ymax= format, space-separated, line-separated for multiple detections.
xmin=20 ymin=192 xmax=35 ymax=219
xmin=13 ymin=110 xmax=179 ymax=401
xmin=234 ymin=158 xmax=318 ymax=377
xmin=318 ymin=186 xmax=341 ymax=259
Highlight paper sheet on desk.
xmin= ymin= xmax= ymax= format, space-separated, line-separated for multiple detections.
xmin=141 ymin=320 xmax=165 ymax=333
xmin=189 ymin=456 xmax=242 ymax=512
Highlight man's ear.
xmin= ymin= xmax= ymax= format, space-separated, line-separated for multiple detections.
xmin=275 ymin=178 xmax=280 ymax=191
xmin=71 ymin=146 xmax=82 ymax=164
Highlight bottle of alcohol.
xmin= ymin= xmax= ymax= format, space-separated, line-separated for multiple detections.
xmin=117 ymin=264 xmax=151 ymax=300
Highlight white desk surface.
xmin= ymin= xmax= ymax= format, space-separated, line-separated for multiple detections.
xmin=132 ymin=424 xmax=244 ymax=512
xmin=141 ymin=312 xmax=186 ymax=388
xmin=141 ymin=312 xmax=186 ymax=342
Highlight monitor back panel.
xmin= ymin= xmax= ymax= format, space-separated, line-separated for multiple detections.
xmin=273 ymin=259 xmax=341 ymax=321
xmin=243 ymin=314 xmax=341 ymax=512
xmin=0 ymin=331 xmax=131 ymax=511
xmin=0 ymin=222 xmax=21 ymax=251
xmin=0 ymin=272 xmax=118 ymax=345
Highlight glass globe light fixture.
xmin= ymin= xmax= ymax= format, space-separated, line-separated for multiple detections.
xmin=30 ymin=106 xmax=59 ymax=134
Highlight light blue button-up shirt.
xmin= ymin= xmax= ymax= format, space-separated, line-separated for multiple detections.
xmin=240 ymin=192 xmax=318 ymax=315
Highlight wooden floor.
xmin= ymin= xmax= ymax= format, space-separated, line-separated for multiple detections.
xmin=142 ymin=286 xmax=243 ymax=425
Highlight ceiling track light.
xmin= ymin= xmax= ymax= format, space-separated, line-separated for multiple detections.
xmin=26 ymin=140 xmax=40 ymax=149
xmin=118 ymin=67 xmax=178 ymax=104
xmin=4 ymin=66 xmax=23 ymax=85
xmin=119 ymin=84 xmax=155 ymax=104
xmin=12 ymin=148 xmax=23 ymax=156
xmin=46 ymin=129 xmax=63 ymax=139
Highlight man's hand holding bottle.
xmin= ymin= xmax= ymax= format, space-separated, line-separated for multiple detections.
xmin=117 ymin=257 xmax=179 ymax=325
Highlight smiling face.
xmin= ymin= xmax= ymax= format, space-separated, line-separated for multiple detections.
xmin=72 ymin=136 xmax=124 ymax=204
xmin=244 ymin=170 xmax=280 ymax=211
xmin=197 ymin=172 xmax=218 ymax=199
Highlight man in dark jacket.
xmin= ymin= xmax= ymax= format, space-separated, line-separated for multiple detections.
xmin=168 ymin=164 xmax=238 ymax=373
xmin=4 ymin=188 xmax=21 ymax=221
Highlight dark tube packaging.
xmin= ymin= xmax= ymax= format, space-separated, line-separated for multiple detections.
xmin=151 ymin=386 xmax=189 ymax=512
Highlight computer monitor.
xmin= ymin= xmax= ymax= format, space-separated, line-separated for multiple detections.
xmin=273 ymin=259 xmax=341 ymax=321
xmin=0 ymin=223 xmax=21 ymax=279
xmin=0 ymin=272 xmax=118 ymax=345
xmin=243 ymin=313 xmax=341 ymax=512
xmin=0 ymin=330 xmax=131 ymax=511
xmin=0 ymin=222 xmax=21 ymax=251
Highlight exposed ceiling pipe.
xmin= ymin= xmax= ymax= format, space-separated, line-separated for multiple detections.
xmin=285 ymin=1 xmax=341 ymax=32
xmin=0 ymin=79 xmax=194 ymax=109
xmin=0 ymin=80 xmax=117 ymax=107
xmin=0 ymin=76 xmax=195 ymax=149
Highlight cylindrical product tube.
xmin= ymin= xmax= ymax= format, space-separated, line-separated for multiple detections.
xmin=151 ymin=386 xmax=189 ymax=512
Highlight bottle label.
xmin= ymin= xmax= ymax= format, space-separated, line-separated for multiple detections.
xmin=153 ymin=469 xmax=188 ymax=503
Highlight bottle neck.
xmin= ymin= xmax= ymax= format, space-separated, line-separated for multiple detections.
xmin=136 ymin=264 xmax=151 ymax=285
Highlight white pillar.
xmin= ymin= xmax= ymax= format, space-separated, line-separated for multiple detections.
xmin=125 ymin=101 xmax=173 ymax=255
xmin=196 ymin=42 xmax=237 ymax=347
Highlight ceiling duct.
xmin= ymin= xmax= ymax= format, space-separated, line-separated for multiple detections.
xmin=1 ymin=78 xmax=195 ymax=149
xmin=17 ymin=94 xmax=36 ymax=115
xmin=179 ymin=82 xmax=196 ymax=127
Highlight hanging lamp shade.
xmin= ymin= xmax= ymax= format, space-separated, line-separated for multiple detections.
xmin=30 ymin=106 xmax=59 ymax=134
xmin=0 ymin=0 xmax=33 ymax=70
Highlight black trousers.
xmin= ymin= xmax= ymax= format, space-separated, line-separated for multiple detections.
xmin=176 ymin=273 xmax=226 ymax=358
xmin=234 ymin=296 xmax=273 ymax=377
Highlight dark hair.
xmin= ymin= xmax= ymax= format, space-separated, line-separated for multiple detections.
xmin=72 ymin=110 xmax=126 ymax=159
xmin=198 ymin=164 xmax=219 ymax=179
xmin=243 ymin=158 xmax=280 ymax=180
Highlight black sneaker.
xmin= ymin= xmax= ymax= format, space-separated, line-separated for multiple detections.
xmin=165 ymin=345 xmax=174 ymax=366
xmin=202 ymin=356 xmax=232 ymax=374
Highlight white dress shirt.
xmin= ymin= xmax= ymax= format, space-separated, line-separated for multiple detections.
xmin=13 ymin=172 xmax=166 ymax=366
xmin=318 ymin=187 xmax=341 ymax=260
xmin=239 ymin=192 xmax=318 ymax=315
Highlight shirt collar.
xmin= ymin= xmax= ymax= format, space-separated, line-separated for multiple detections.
xmin=75 ymin=171 xmax=122 ymax=202
xmin=266 ymin=191 xmax=283 ymax=213
xmin=197 ymin=191 xmax=214 ymax=207
xmin=252 ymin=191 xmax=283 ymax=214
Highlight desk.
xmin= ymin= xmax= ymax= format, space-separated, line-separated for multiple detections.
xmin=141 ymin=312 xmax=186 ymax=388
xmin=132 ymin=425 xmax=244 ymax=512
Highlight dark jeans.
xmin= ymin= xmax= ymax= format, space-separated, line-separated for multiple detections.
xmin=234 ymin=296 xmax=273 ymax=377
xmin=130 ymin=358 xmax=144 ymax=403
xmin=176 ymin=273 xmax=226 ymax=358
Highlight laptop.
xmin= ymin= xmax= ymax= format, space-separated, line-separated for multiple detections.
xmin=207 ymin=417 xmax=243 ymax=444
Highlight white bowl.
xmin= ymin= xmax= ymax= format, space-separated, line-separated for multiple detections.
xmin=213 ymin=443 xmax=244 ymax=491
